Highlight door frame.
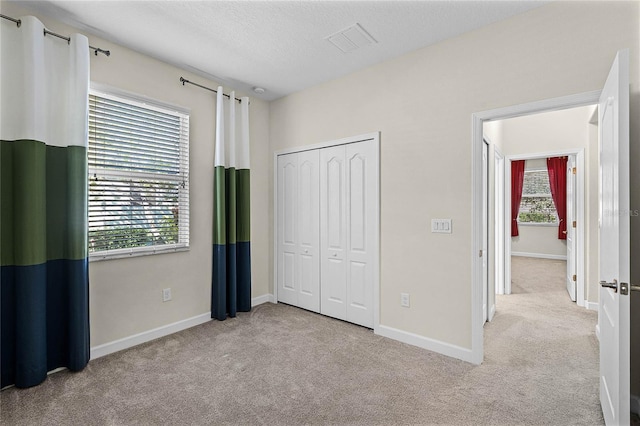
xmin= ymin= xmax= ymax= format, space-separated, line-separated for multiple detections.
xmin=494 ymin=147 xmax=505 ymax=297
xmin=504 ymin=150 xmax=585 ymax=304
xmin=272 ymin=131 xmax=381 ymax=332
xmin=471 ymin=91 xmax=600 ymax=364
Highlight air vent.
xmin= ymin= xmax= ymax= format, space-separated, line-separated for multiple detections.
xmin=326 ymin=23 xmax=377 ymax=53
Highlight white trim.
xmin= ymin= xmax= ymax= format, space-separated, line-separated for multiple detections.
xmin=251 ymin=293 xmax=275 ymax=306
xmin=273 ymin=132 xmax=378 ymax=156
xmin=375 ymin=325 xmax=473 ymax=363
xmin=472 ymin=90 xmax=601 ymax=365
xmin=595 ymin=324 xmax=600 ymax=341
xmin=273 ymin=132 xmax=381 ymax=332
xmin=631 ymin=394 xmax=640 ymax=415
xmin=586 ymin=301 xmax=599 ymax=311
xmin=90 ymin=313 xmax=211 ymax=359
xmin=511 ymin=252 xmax=567 ymax=260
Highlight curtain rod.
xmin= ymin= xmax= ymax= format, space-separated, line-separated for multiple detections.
xmin=180 ymin=77 xmax=243 ymax=103
xmin=1 ymin=13 xmax=110 ymax=57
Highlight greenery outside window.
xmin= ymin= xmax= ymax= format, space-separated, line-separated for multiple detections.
xmin=518 ymin=169 xmax=558 ymax=224
xmin=88 ymin=87 xmax=190 ymax=260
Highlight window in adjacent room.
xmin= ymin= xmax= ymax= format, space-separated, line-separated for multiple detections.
xmin=518 ymin=168 xmax=558 ymax=224
xmin=88 ymin=87 xmax=190 ymax=259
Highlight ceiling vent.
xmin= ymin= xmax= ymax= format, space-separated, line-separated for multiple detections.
xmin=326 ymin=23 xmax=377 ymax=53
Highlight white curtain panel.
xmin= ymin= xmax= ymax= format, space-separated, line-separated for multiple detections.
xmin=1 ymin=15 xmax=89 ymax=147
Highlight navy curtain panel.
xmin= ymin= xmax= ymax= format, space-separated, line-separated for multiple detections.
xmin=547 ymin=156 xmax=568 ymax=240
xmin=1 ymin=16 xmax=90 ymax=388
xmin=511 ymin=160 xmax=525 ymax=237
xmin=211 ymin=88 xmax=251 ymax=320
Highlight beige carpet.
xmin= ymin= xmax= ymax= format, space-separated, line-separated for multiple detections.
xmin=1 ymin=257 xmax=602 ymax=425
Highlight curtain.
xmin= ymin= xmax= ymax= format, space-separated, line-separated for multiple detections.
xmin=547 ymin=156 xmax=568 ymax=240
xmin=1 ymin=16 xmax=90 ymax=388
xmin=511 ymin=160 xmax=525 ymax=237
xmin=212 ymin=88 xmax=251 ymax=320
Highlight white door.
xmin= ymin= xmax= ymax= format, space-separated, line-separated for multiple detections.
xmin=598 ymin=49 xmax=629 ymax=426
xmin=320 ymin=141 xmax=376 ymax=328
xmin=345 ymin=141 xmax=376 ymax=327
xmin=277 ymin=153 xmax=299 ymax=306
xmin=320 ymin=145 xmax=348 ymax=320
xmin=494 ymin=149 xmax=505 ymax=297
xmin=566 ymin=155 xmax=577 ymax=301
xmin=277 ymin=151 xmax=320 ymax=311
xmin=297 ymin=150 xmax=321 ymax=312
xmin=482 ymin=140 xmax=489 ymax=323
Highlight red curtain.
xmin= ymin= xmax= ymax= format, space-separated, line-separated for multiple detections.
xmin=547 ymin=156 xmax=568 ymax=240
xmin=511 ymin=160 xmax=525 ymax=236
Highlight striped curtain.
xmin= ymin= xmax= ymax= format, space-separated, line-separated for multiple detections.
xmin=211 ymin=88 xmax=251 ymax=320
xmin=1 ymin=16 xmax=90 ymax=388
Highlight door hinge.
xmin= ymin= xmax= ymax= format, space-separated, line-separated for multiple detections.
xmin=572 ymin=274 xmax=577 ymax=282
xmin=479 ymin=250 xmax=483 ymax=258
xmin=572 ymin=221 xmax=576 ymax=228
xmin=572 ymin=167 xmax=576 ymax=174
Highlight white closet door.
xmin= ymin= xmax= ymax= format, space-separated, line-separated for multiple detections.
xmin=297 ymin=150 xmax=320 ymax=312
xmin=345 ymin=141 xmax=375 ymax=328
xmin=277 ymin=153 xmax=299 ymax=306
xmin=320 ymin=145 xmax=348 ymax=320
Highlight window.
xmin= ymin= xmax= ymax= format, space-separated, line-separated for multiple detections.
xmin=518 ymin=169 xmax=557 ymax=224
xmin=88 ymin=88 xmax=189 ymax=259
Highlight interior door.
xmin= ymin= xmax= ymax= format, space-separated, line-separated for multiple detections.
xmin=494 ymin=150 xmax=505 ymax=297
xmin=277 ymin=153 xmax=299 ymax=306
xmin=297 ymin=150 xmax=320 ymax=312
xmin=345 ymin=141 xmax=375 ymax=328
xmin=482 ymin=140 xmax=489 ymax=323
xmin=598 ymin=49 xmax=629 ymax=426
xmin=320 ymin=145 xmax=348 ymax=321
xmin=566 ymin=155 xmax=577 ymax=301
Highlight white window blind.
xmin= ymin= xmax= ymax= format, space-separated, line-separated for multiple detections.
xmin=88 ymin=89 xmax=190 ymax=260
xmin=519 ymin=169 xmax=558 ymax=224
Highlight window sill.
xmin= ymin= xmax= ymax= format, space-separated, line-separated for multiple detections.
xmin=89 ymin=244 xmax=190 ymax=262
xmin=517 ymin=222 xmax=559 ymax=228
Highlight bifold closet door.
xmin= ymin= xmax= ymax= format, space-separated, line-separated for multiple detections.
xmin=276 ymin=151 xmax=320 ymax=312
xmin=320 ymin=141 xmax=376 ymax=328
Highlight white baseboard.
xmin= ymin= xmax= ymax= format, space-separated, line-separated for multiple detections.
xmin=91 ymin=294 xmax=275 ymax=360
xmin=251 ymin=293 xmax=275 ymax=306
xmin=512 ymin=252 xmax=567 ymax=261
xmin=586 ymin=301 xmax=598 ymax=311
xmin=375 ymin=325 xmax=473 ymax=363
xmin=90 ymin=312 xmax=211 ymax=360
xmin=631 ymin=394 xmax=640 ymax=415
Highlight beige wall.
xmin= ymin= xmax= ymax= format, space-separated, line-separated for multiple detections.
xmin=269 ymin=1 xmax=639 ymax=358
xmin=1 ymin=2 xmax=271 ymax=347
xmin=512 ymin=225 xmax=567 ymax=258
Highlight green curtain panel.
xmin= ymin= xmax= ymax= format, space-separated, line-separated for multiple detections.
xmin=212 ymin=88 xmax=251 ymax=320
xmin=1 ymin=16 xmax=90 ymax=388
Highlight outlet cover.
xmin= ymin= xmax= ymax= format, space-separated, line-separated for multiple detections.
xmin=162 ymin=288 xmax=172 ymax=302
xmin=400 ymin=293 xmax=410 ymax=308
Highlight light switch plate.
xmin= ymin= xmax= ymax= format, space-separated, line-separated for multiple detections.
xmin=431 ymin=219 xmax=452 ymax=234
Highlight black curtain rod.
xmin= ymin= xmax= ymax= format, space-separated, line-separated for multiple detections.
xmin=1 ymin=13 xmax=110 ymax=56
xmin=180 ymin=77 xmax=242 ymax=103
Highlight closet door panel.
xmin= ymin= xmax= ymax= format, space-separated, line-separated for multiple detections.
xmin=346 ymin=141 xmax=376 ymax=328
xmin=297 ymin=150 xmax=320 ymax=312
xmin=320 ymin=145 xmax=347 ymax=320
xmin=277 ymin=154 xmax=298 ymax=306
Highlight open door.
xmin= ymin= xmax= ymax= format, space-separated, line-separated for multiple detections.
xmin=482 ymin=140 xmax=489 ymax=323
xmin=598 ymin=49 xmax=630 ymax=426
xmin=566 ymin=155 xmax=577 ymax=301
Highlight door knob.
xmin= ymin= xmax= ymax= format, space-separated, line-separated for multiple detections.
xmin=599 ymin=279 xmax=618 ymax=293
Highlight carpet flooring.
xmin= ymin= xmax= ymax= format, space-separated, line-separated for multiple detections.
xmin=1 ymin=257 xmax=602 ymax=425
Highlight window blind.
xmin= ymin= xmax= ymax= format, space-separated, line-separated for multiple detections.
xmin=88 ymin=90 xmax=189 ymax=259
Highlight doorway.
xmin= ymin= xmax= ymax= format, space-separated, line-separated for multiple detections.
xmin=470 ymin=90 xmax=601 ymax=365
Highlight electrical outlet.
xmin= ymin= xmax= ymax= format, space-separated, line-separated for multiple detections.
xmin=400 ymin=293 xmax=410 ymax=308
xmin=162 ymin=288 xmax=172 ymax=302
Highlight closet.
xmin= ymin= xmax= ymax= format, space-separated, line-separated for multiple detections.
xmin=276 ymin=135 xmax=379 ymax=329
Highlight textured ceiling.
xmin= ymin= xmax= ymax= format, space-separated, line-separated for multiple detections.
xmin=11 ymin=1 xmax=546 ymax=101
